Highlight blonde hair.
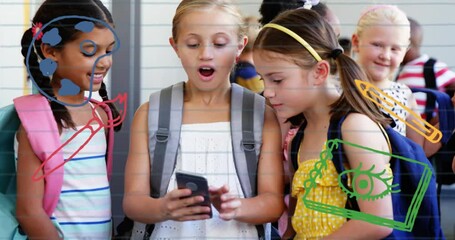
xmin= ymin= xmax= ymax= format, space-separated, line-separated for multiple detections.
xmin=355 ymin=5 xmax=410 ymax=42
xmin=242 ymin=16 xmax=260 ymax=53
xmin=172 ymin=0 xmax=246 ymax=42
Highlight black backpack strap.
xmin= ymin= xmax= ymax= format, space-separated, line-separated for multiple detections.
xmin=328 ymin=115 xmax=348 ymax=186
xmin=423 ymin=58 xmax=437 ymax=122
xmin=290 ymin=121 xmax=307 ymax=171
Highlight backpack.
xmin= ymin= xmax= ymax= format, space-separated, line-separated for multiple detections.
xmin=0 ymin=94 xmax=115 ymax=239
xmin=290 ymin=113 xmax=445 ymax=239
xmin=411 ymin=87 xmax=455 ymax=181
xmin=125 ymin=82 xmax=269 ymax=239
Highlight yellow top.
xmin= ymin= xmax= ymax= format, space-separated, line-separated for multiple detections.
xmin=291 ymin=158 xmax=347 ymax=240
xmin=291 ymin=147 xmax=392 ymax=239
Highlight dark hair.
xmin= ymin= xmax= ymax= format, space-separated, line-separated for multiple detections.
xmin=254 ymin=9 xmax=388 ymax=126
xmin=338 ymin=37 xmax=352 ymax=54
xmin=20 ymin=0 xmax=122 ymax=131
xmin=259 ymin=0 xmax=329 ymax=25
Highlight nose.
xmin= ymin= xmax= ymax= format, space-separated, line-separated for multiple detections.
xmin=379 ymin=48 xmax=391 ymax=61
xmin=199 ymin=44 xmax=214 ymax=61
xmin=262 ymin=85 xmax=276 ymax=99
xmin=96 ymin=55 xmax=112 ymax=70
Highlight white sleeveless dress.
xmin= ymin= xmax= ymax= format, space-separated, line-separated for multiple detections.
xmin=150 ymin=122 xmax=258 ymax=239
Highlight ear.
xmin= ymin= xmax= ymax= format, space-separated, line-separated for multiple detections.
xmin=40 ymin=44 xmax=58 ymax=60
xmin=169 ymin=37 xmax=180 ymax=58
xmin=312 ymin=60 xmax=330 ymax=86
xmin=236 ymin=36 xmax=248 ymax=57
xmin=351 ymin=34 xmax=360 ymax=53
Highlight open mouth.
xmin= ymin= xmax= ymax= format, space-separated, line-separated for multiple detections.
xmin=199 ymin=67 xmax=215 ymax=77
xmin=89 ymin=73 xmax=105 ymax=84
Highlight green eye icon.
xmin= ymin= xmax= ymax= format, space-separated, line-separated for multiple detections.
xmin=338 ymin=163 xmax=400 ymax=201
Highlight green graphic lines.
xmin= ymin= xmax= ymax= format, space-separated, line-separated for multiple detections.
xmin=302 ymin=139 xmax=433 ymax=232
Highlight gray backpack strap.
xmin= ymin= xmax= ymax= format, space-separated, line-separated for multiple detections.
xmin=131 ymin=82 xmax=184 ymax=240
xmin=230 ymin=83 xmax=265 ymax=197
xmin=149 ymin=82 xmax=184 ymax=198
xmin=230 ymin=83 xmax=267 ymax=239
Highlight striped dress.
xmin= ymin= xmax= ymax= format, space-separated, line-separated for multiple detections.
xmin=15 ymin=105 xmax=112 ymax=239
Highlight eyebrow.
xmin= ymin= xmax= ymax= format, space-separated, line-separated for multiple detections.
xmin=264 ymin=72 xmax=282 ymax=77
xmin=81 ymin=41 xmax=116 ymax=48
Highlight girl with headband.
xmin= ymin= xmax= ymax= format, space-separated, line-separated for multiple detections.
xmin=253 ymin=8 xmax=393 ymax=239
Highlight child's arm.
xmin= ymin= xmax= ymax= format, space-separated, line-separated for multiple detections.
xmin=324 ymin=113 xmax=393 ymax=240
xmin=422 ymin=122 xmax=442 ymax=157
xmin=210 ymin=106 xmax=285 ymax=224
xmin=16 ymin=125 xmax=62 ymax=240
xmin=452 ymin=155 xmax=455 ymax=173
xmin=123 ymin=103 xmax=211 ymax=224
xmin=281 ymin=195 xmax=296 ymax=239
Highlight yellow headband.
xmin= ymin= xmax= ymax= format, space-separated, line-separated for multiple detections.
xmin=262 ymin=23 xmax=322 ymax=62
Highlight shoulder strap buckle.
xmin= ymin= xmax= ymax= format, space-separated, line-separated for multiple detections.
xmin=241 ymin=140 xmax=256 ymax=152
xmin=155 ymin=128 xmax=169 ymax=142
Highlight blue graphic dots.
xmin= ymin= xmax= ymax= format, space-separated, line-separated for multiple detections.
xmin=42 ymin=28 xmax=62 ymax=46
xmin=75 ymin=21 xmax=95 ymax=33
xmin=59 ymin=79 xmax=81 ymax=96
xmin=39 ymin=58 xmax=57 ymax=77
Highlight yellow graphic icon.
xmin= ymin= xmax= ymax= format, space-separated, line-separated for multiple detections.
xmin=355 ymin=80 xmax=442 ymax=143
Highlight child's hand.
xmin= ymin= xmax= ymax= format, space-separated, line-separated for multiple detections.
xmin=209 ymin=184 xmax=242 ymax=221
xmin=160 ymin=188 xmax=211 ymax=221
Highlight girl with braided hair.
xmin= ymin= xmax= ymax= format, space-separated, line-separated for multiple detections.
xmin=16 ymin=0 xmax=121 ymax=238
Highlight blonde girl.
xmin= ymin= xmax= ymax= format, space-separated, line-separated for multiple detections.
xmin=352 ymin=5 xmax=425 ymax=146
xmin=123 ymin=0 xmax=284 ymax=239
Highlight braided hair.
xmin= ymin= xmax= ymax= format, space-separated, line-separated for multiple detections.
xmin=20 ymin=0 xmax=122 ymax=131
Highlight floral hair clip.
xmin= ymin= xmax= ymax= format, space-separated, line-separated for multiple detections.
xmin=302 ymin=0 xmax=320 ymax=9
xmin=32 ymin=22 xmax=44 ymax=41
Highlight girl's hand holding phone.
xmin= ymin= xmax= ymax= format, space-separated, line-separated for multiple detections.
xmin=209 ymin=184 xmax=242 ymax=221
xmin=159 ymin=188 xmax=212 ymax=222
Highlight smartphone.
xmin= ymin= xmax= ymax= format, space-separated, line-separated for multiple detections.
xmin=175 ymin=171 xmax=212 ymax=218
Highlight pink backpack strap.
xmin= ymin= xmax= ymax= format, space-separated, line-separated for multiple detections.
xmin=13 ymin=94 xmax=63 ymax=217
xmin=88 ymin=98 xmax=114 ymax=180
